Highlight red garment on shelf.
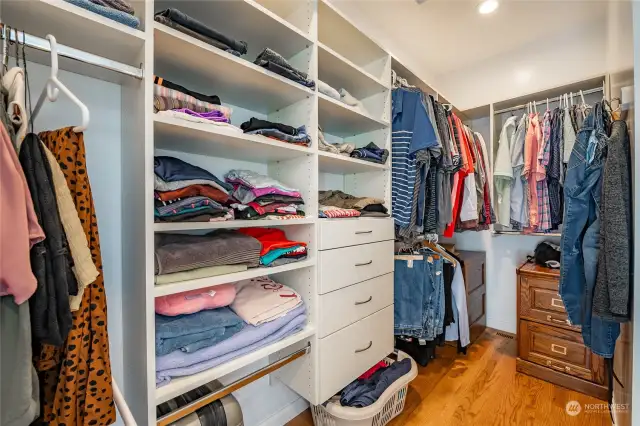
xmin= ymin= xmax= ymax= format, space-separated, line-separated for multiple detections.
xmin=238 ymin=228 xmax=306 ymax=256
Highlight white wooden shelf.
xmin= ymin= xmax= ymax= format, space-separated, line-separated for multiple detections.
xmin=154 ymin=218 xmax=315 ymax=232
xmin=3 ymin=0 xmax=145 ymax=67
xmin=318 ymin=151 xmax=388 ymax=174
xmin=153 ymin=114 xmax=312 ymax=162
xmin=155 ymin=325 xmax=316 ymax=404
xmin=154 ymin=23 xmax=314 ymax=113
xmin=154 ymin=259 xmax=316 ymax=297
xmin=318 ymin=42 xmax=389 ymax=99
xmin=318 ymin=93 xmax=389 ymax=138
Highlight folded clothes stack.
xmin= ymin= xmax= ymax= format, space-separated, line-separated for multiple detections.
xmin=241 ymin=117 xmax=311 ymax=147
xmin=65 ymin=0 xmax=140 ymax=28
xmin=318 ymin=127 xmax=355 ymax=156
xmin=254 ymin=48 xmax=315 ymax=89
xmin=318 ymin=189 xmax=389 ymax=219
xmin=350 ymin=142 xmax=389 ymax=165
xmin=154 ymin=9 xmax=248 ymax=56
xmin=154 ymin=156 xmax=234 ymax=222
xmin=318 ymin=80 xmax=363 ymax=109
xmin=238 ymin=228 xmax=308 ymax=267
xmin=155 ymin=280 xmax=307 ymax=386
xmin=225 ymin=169 xmax=305 ymax=220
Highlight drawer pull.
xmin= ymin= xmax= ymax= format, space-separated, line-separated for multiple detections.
xmin=355 ymin=296 xmax=373 ymax=305
xmin=546 ymin=360 xmax=571 ymax=373
xmin=355 ymin=230 xmax=373 ymax=235
xmin=355 ymin=260 xmax=373 ymax=267
xmin=551 ymin=298 xmax=565 ymax=308
xmin=551 ymin=344 xmax=567 ymax=355
xmin=355 ymin=341 xmax=373 ymax=353
xmin=546 ymin=315 xmax=570 ymax=325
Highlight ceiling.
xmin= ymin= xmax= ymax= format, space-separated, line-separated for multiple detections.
xmin=330 ymin=0 xmax=608 ymax=79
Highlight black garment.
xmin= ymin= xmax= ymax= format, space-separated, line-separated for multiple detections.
xmin=155 ymin=9 xmax=248 ymax=55
xmin=241 ymin=117 xmax=298 ymax=136
xmin=233 ymin=207 xmax=304 ymax=220
xmin=154 ymin=15 xmax=241 ymax=57
xmin=442 ymin=262 xmax=455 ymax=328
xmin=253 ymin=48 xmax=315 ymax=89
xmin=423 ymin=157 xmax=438 ymax=234
xmin=548 ymin=109 xmax=564 ymax=229
xmin=394 ymin=336 xmax=436 ymax=367
xmin=154 ymin=75 xmax=221 ymax=105
xmin=361 ymin=204 xmax=388 ymax=213
xmin=19 ymin=134 xmax=75 ymax=347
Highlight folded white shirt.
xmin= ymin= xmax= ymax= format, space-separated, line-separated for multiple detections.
xmin=230 ymin=276 xmax=302 ymax=326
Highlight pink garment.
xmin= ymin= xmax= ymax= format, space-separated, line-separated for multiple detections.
xmin=155 ymin=283 xmax=237 ymax=316
xmin=0 ymin=124 xmax=45 ymax=304
xmin=359 ymin=361 xmax=387 ymax=380
xmin=522 ymin=114 xmax=543 ymax=230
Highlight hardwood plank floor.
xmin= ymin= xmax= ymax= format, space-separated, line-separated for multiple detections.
xmin=287 ymin=329 xmax=612 ymax=426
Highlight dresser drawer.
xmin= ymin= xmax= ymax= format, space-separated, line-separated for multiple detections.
xmin=519 ymin=320 xmax=593 ymax=382
xmin=468 ymin=284 xmax=486 ymax=325
xmin=318 ymin=305 xmax=394 ymax=402
xmin=319 ymin=273 xmax=393 ymax=338
xmin=318 ymin=240 xmax=394 ymax=294
xmin=519 ymin=276 xmax=579 ymax=332
xmin=318 ymin=218 xmax=394 ymax=250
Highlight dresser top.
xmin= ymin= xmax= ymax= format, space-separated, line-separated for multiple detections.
xmin=517 ymin=261 xmax=560 ymax=278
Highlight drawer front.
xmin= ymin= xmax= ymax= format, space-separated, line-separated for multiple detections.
xmin=319 ymin=273 xmax=394 ymax=338
xmin=520 ymin=276 xmax=580 ymax=332
xmin=464 ymin=261 xmax=485 ymax=294
xmin=519 ymin=320 xmax=592 ymax=381
xmin=318 ymin=240 xmax=394 ymax=294
xmin=468 ymin=284 xmax=486 ymax=325
xmin=318 ymin=305 xmax=394 ymax=402
xmin=318 ymin=218 xmax=394 ymax=250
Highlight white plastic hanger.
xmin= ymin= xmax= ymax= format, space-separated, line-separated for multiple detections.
xmin=32 ymin=35 xmax=89 ymax=132
xmin=570 ymin=92 xmax=574 ymax=106
xmin=546 ymin=98 xmax=549 ymax=111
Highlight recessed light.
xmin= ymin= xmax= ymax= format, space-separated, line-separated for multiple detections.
xmin=478 ymin=0 xmax=499 ymax=15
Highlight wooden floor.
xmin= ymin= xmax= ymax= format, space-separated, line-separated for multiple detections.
xmin=287 ymin=329 xmax=611 ymax=426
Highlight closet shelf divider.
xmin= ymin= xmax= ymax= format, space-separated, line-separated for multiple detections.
xmin=318 ymin=150 xmax=389 ymax=174
xmin=318 ymin=92 xmax=389 ymax=137
xmin=153 ymin=258 xmax=316 ymax=297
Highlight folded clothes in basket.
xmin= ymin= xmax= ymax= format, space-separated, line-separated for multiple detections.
xmin=339 ymin=358 xmax=412 ymax=407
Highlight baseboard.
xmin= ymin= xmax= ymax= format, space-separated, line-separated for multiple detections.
xmin=258 ymin=397 xmax=309 ymax=426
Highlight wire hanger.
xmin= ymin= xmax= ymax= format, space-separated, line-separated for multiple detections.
xmin=32 ymin=34 xmax=89 ymax=132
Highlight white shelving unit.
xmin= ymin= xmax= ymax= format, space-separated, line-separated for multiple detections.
xmin=0 ymin=0 xmax=457 ymax=423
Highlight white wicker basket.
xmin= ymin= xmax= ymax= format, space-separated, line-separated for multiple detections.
xmin=310 ymin=351 xmax=417 ymax=426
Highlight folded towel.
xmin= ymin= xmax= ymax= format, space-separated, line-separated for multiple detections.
xmin=155 ymin=283 xmax=237 ymax=316
xmin=230 ymin=277 xmax=302 ymax=325
xmin=64 ymin=0 xmax=140 ymax=28
xmin=155 ymin=307 xmax=244 ymax=355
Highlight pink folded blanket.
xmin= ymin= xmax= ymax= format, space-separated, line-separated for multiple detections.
xmin=155 ymin=284 xmax=237 ymax=316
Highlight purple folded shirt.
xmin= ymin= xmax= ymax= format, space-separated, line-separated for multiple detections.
xmin=156 ymin=304 xmax=306 ymax=386
xmin=233 ymin=184 xmax=302 ymax=204
xmin=172 ymin=108 xmax=230 ymax=123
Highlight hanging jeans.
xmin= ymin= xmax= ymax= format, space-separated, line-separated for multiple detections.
xmin=559 ymin=104 xmax=619 ymax=358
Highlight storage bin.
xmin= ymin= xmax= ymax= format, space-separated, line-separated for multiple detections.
xmin=310 ymin=351 xmax=418 ymax=426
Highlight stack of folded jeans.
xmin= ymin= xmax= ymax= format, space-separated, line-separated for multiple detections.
xmin=237 ymin=228 xmax=307 ymax=266
xmin=65 ymin=0 xmax=140 ymax=28
xmin=241 ymin=117 xmax=311 ymax=147
xmin=225 ymin=169 xmax=305 ymax=220
xmin=154 ymin=156 xmax=234 ymax=222
xmin=350 ymin=142 xmax=389 ymax=165
xmin=254 ymin=48 xmax=315 ymax=89
xmin=155 ymin=9 xmax=248 ymax=56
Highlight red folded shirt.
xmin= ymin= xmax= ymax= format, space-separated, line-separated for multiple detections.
xmin=359 ymin=361 xmax=387 ymax=380
xmin=238 ymin=228 xmax=306 ymax=256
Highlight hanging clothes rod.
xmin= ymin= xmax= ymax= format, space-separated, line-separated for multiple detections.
xmin=493 ymin=85 xmax=603 ymax=115
xmin=157 ymin=343 xmax=311 ymax=426
xmin=0 ymin=24 xmax=143 ymax=79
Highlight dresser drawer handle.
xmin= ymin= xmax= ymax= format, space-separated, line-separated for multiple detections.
xmin=551 ymin=298 xmax=564 ymax=308
xmin=546 ymin=360 xmax=571 ymax=373
xmin=355 ymin=230 xmax=373 ymax=235
xmin=546 ymin=315 xmax=570 ymax=325
xmin=551 ymin=344 xmax=567 ymax=355
xmin=355 ymin=341 xmax=373 ymax=353
xmin=355 ymin=296 xmax=373 ymax=305
xmin=355 ymin=260 xmax=373 ymax=267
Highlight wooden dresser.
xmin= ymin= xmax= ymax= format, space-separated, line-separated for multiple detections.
xmin=456 ymin=250 xmax=487 ymax=345
xmin=516 ymin=261 xmax=608 ymax=399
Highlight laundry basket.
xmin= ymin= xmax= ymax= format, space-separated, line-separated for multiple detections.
xmin=310 ymin=351 xmax=418 ymax=426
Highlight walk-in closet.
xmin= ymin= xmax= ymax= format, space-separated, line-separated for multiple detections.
xmin=0 ymin=1 xmax=638 ymax=426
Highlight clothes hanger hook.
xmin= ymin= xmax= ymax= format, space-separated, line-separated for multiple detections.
xmin=45 ymin=34 xmax=60 ymax=102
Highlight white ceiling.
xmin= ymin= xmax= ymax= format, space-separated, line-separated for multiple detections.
xmin=330 ymin=0 xmax=608 ymax=79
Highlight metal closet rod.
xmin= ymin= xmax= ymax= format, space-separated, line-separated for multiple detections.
xmin=156 ymin=343 xmax=311 ymax=426
xmin=493 ymin=86 xmax=603 ymax=115
xmin=0 ymin=23 xmax=143 ymax=79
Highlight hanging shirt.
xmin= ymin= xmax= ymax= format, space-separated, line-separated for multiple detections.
xmin=563 ymin=105 xmax=577 ymax=163
xmin=494 ymin=116 xmax=518 ymax=227
xmin=523 ymin=114 xmax=543 ymax=231
xmin=536 ymin=111 xmax=552 ymax=231
xmin=391 ymin=88 xmax=439 ymax=228
xmin=510 ymin=114 xmax=528 ymax=228
xmin=444 ymin=263 xmax=470 ymax=346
